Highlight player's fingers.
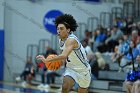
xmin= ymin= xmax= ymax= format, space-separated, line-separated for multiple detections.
xmin=36 ymin=57 xmax=45 ymax=62
xmin=36 ymin=55 xmax=43 ymax=59
xmin=36 ymin=55 xmax=41 ymax=59
xmin=36 ymin=57 xmax=42 ymax=60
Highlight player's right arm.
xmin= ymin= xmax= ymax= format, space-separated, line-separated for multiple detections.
xmin=36 ymin=38 xmax=77 ymax=63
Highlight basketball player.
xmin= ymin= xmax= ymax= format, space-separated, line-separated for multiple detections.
xmin=36 ymin=14 xmax=91 ymax=93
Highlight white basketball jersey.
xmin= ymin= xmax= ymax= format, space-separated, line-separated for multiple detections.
xmin=59 ymin=33 xmax=91 ymax=72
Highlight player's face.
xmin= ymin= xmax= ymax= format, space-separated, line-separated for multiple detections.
xmin=57 ymin=24 xmax=70 ymax=40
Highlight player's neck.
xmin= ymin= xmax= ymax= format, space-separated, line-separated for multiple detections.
xmin=61 ymin=35 xmax=68 ymax=41
xmin=61 ymin=32 xmax=72 ymax=41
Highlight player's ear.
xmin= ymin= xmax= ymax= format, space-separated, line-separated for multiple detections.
xmin=67 ymin=28 xmax=70 ymax=33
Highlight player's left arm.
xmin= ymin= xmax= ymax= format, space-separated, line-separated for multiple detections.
xmin=59 ymin=38 xmax=78 ymax=60
xmin=36 ymin=38 xmax=78 ymax=63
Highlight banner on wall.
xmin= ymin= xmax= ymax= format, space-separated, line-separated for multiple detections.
xmin=0 ymin=29 xmax=4 ymax=81
xmin=43 ymin=10 xmax=63 ymax=35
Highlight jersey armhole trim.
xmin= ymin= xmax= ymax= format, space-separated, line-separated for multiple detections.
xmin=68 ymin=37 xmax=81 ymax=50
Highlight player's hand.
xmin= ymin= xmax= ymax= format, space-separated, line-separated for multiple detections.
xmin=36 ymin=55 xmax=46 ymax=63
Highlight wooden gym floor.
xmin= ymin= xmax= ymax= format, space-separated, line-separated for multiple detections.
xmin=0 ymin=81 xmax=126 ymax=93
xmin=0 ymin=81 xmax=78 ymax=93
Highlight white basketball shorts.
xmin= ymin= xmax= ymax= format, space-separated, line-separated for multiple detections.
xmin=64 ymin=68 xmax=91 ymax=88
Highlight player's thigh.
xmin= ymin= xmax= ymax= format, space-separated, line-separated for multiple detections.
xmin=62 ymin=76 xmax=75 ymax=89
xmin=78 ymin=87 xmax=88 ymax=93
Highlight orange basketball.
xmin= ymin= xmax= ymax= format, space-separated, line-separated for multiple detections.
xmin=45 ymin=54 xmax=62 ymax=71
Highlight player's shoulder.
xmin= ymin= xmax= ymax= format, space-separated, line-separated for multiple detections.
xmin=65 ymin=33 xmax=80 ymax=47
xmin=66 ymin=38 xmax=76 ymax=44
xmin=68 ymin=33 xmax=79 ymax=42
xmin=68 ymin=33 xmax=77 ymax=38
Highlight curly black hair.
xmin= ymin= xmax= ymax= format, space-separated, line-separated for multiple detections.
xmin=55 ymin=14 xmax=78 ymax=32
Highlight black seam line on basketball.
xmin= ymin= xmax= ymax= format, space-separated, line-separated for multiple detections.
xmin=54 ymin=65 xmax=56 ymax=70
xmin=51 ymin=65 xmax=54 ymax=70
xmin=56 ymin=67 xmax=58 ymax=70
xmin=54 ymin=62 xmax=59 ymax=71
xmin=48 ymin=62 xmax=52 ymax=68
xmin=56 ymin=62 xmax=59 ymax=70
xmin=49 ymin=56 xmax=54 ymax=69
xmin=51 ymin=63 xmax=56 ymax=70
xmin=47 ymin=55 xmax=54 ymax=66
xmin=53 ymin=65 xmax=55 ymax=69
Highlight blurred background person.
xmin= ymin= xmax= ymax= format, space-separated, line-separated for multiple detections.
xmin=124 ymin=55 xmax=140 ymax=93
xmin=37 ymin=46 xmax=61 ymax=89
xmin=16 ymin=57 xmax=35 ymax=87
